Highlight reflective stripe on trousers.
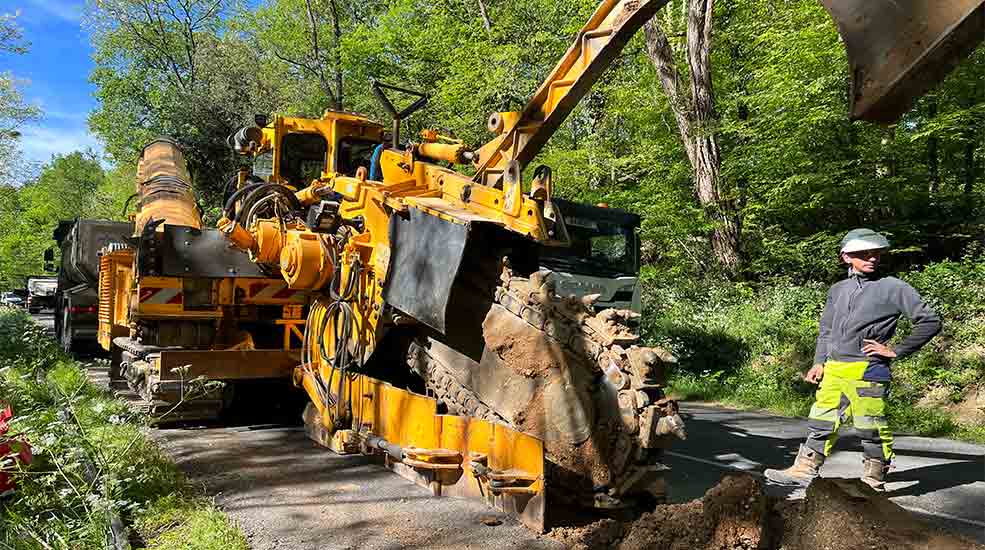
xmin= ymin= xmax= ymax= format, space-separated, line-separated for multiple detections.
xmin=805 ymin=360 xmax=894 ymax=461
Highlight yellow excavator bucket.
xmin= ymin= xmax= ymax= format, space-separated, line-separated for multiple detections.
xmin=821 ymin=0 xmax=985 ymax=123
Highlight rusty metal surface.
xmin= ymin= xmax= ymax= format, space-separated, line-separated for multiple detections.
xmin=822 ymin=0 xmax=985 ymax=123
xmin=158 ymin=349 xmax=300 ymax=381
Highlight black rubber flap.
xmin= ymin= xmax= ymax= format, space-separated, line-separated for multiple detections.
xmin=383 ymin=208 xmax=470 ymax=334
xmin=160 ymin=225 xmax=267 ymax=278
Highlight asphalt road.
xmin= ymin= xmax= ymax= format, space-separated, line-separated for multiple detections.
xmin=44 ymin=313 xmax=984 ymax=548
xmin=145 ymin=402 xmax=985 ymax=549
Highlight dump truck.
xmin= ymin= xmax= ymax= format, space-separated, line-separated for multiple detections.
xmin=25 ymin=277 xmax=57 ymax=314
xmin=97 ymin=140 xmax=312 ymax=421
xmin=207 ymin=0 xmax=984 ymax=530
xmin=51 ymin=219 xmax=133 ymax=354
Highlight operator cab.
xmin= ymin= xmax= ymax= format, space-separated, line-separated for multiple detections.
xmin=539 ymin=199 xmax=642 ymax=312
xmin=243 ymin=111 xmax=385 ymax=187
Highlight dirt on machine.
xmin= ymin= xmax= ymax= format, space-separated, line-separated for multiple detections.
xmin=96 ymin=0 xmax=985 ymax=533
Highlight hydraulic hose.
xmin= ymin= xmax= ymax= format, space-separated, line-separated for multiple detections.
xmin=222 ymin=182 xmax=266 ymax=220
xmin=235 ymin=184 xmax=303 ymax=226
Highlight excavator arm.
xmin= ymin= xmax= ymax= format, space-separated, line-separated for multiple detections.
xmin=473 ymin=0 xmax=672 ymax=188
xmin=473 ymin=0 xmax=985 ymax=187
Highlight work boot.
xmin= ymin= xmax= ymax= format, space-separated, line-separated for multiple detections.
xmin=861 ymin=457 xmax=890 ymax=491
xmin=764 ymin=445 xmax=825 ymax=486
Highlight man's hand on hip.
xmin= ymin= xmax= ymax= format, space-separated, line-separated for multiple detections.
xmin=862 ymin=339 xmax=897 ymax=358
xmin=804 ymin=364 xmax=824 ymax=384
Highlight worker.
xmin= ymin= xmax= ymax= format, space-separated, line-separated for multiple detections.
xmin=764 ymin=228 xmax=942 ymax=491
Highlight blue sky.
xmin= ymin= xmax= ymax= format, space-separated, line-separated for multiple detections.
xmin=4 ymin=0 xmax=101 ymax=166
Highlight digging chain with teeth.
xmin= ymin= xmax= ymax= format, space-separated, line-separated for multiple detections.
xmin=413 ymin=269 xmax=683 ymax=454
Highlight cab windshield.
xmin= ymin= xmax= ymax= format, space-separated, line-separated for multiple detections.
xmin=540 ymin=199 xmax=640 ymax=278
xmin=337 ymin=138 xmax=380 ymax=176
xmin=280 ymin=133 xmax=328 ymax=186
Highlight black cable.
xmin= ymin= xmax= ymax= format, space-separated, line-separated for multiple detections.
xmin=222 ymin=182 xmax=266 ymax=220
xmin=235 ymin=184 xmax=303 ymax=225
xmin=220 ymin=173 xmax=239 ymax=205
xmin=121 ymin=193 xmax=139 ymax=217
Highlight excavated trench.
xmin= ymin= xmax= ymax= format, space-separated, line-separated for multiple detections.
xmin=548 ymin=475 xmax=984 ymax=550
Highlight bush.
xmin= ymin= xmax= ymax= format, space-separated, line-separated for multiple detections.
xmin=0 ymin=308 xmax=247 ymax=549
xmin=643 ymin=257 xmax=985 ymax=442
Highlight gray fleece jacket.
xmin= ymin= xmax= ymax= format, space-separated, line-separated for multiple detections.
xmin=814 ymin=270 xmax=942 ymax=381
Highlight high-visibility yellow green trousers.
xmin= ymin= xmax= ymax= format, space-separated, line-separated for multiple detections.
xmin=804 ymin=361 xmax=895 ymax=462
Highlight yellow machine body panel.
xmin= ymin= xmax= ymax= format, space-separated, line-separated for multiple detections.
xmin=296 ymin=359 xmax=547 ymax=530
xmin=98 ymin=247 xmax=135 ymax=350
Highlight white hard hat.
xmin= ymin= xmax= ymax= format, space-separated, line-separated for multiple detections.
xmin=840 ymin=228 xmax=890 ymax=253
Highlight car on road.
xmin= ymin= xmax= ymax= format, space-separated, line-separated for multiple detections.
xmin=1 ymin=292 xmax=25 ymax=308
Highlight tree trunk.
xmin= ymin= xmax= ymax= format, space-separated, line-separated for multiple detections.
xmin=877 ymin=126 xmax=897 ymax=178
xmin=329 ymin=0 xmax=343 ymax=109
xmin=963 ymin=129 xmax=977 ymax=194
xmin=927 ymin=97 xmax=939 ymax=193
xmin=644 ymin=0 xmax=742 ymax=276
xmin=302 ymin=0 xmax=339 ymax=109
xmin=477 ymin=0 xmax=492 ymax=31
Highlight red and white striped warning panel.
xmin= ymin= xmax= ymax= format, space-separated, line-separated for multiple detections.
xmin=139 ymin=287 xmax=183 ymax=305
xmin=244 ymin=281 xmax=306 ymax=303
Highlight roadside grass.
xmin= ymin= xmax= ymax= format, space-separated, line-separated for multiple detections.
xmin=0 ymin=307 xmax=248 ymax=549
xmin=642 ymin=257 xmax=985 ymax=444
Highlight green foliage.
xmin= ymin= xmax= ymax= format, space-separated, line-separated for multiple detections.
xmin=0 ymin=151 xmax=130 ymax=290
xmin=136 ymin=495 xmax=249 ymax=550
xmin=83 ymin=0 xmax=984 ymax=271
xmin=87 ymin=0 xmax=289 ymax=203
xmin=0 ymin=10 xmax=41 ymax=188
xmin=0 ymin=308 xmax=247 ymax=549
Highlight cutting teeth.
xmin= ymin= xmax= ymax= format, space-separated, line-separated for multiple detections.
xmin=420 ymin=269 xmax=681 ymax=505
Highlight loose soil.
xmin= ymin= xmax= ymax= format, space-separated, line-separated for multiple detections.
xmin=482 ymin=304 xmax=628 ymax=491
xmin=548 ymin=475 xmax=984 ymax=550
xmin=484 ymin=316 xmax=567 ymax=379
xmin=776 ymin=478 xmax=984 ymax=550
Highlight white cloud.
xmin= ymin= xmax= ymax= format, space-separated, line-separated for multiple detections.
xmin=41 ymin=108 xmax=90 ymax=123
xmin=21 ymin=0 xmax=83 ymax=23
xmin=18 ymin=125 xmax=104 ymax=164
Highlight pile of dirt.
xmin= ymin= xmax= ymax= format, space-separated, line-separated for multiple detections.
xmin=548 ymin=475 xmax=984 ymax=550
xmin=550 ymin=519 xmax=624 ymax=549
xmin=619 ymin=474 xmax=767 ymax=550
xmin=548 ymin=475 xmax=767 ymax=550
xmin=776 ymin=478 xmax=984 ymax=550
